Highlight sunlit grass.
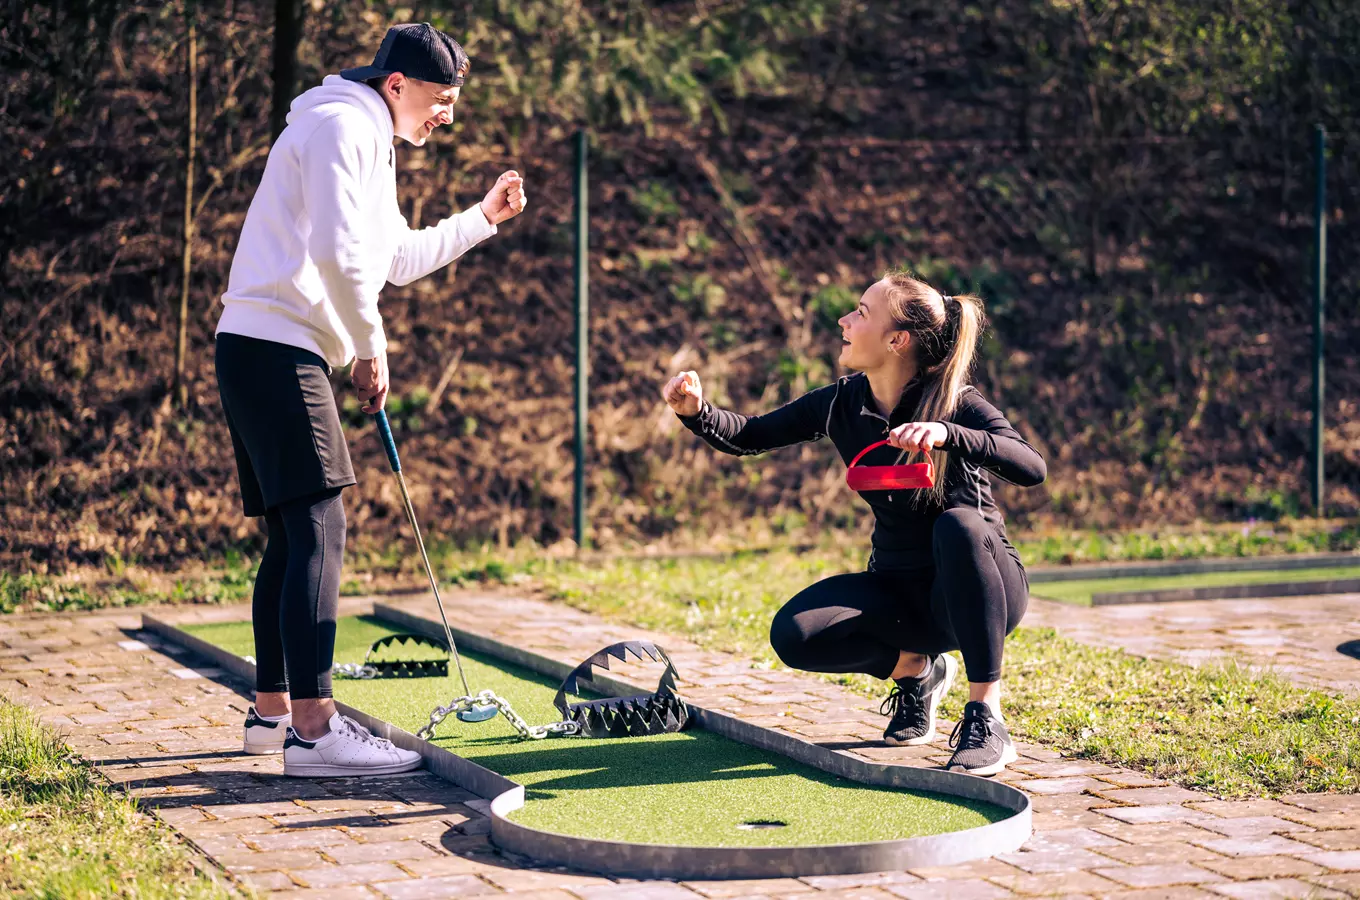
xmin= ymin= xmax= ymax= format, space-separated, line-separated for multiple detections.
xmin=513 ymin=549 xmax=1360 ymax=798
xmin=0 ymin=700 xmax=230 ymax=899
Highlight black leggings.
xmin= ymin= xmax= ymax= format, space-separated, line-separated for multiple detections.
xmin=769 ymin=508 xmax=1027 ymax=684
xmin=251 ymin=488 xmax=346 ymax=700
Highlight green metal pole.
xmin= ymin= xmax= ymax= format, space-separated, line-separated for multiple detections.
xmin=573 ymin=129 xmax=589 ymax=548
xmin=1312 ymin=124 xmax=1326 ymax=518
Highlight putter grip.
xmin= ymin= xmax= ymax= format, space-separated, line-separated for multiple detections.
xmin=374 ymin=410 xmax=401 ymax=473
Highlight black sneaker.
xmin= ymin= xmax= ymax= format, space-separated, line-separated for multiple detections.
xmin=880 ymin=653 xmax=957 ymax=745
xmin=946 ymin=701 xmax=1018 ymax=776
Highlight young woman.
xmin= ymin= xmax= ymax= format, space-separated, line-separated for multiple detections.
xmin=661 ymin=272 xmax=1045 ymax=775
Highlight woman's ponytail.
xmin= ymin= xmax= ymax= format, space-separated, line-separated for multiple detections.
xmin=881 ymin=273 xmax=987 ymax=504
xmin=936 ymin=293 xmax=983 ymax=418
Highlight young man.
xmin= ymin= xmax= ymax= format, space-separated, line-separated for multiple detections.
xmin=215 ymin=23 xmax=526 ymax=777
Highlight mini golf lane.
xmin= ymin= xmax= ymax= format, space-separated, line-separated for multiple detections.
xmin=147 ymin=610 xmax=1030 ymax=878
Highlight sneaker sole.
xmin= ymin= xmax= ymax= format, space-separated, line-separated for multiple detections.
xmin=283 ymin=757 xmax=423 ymax=778
xmin=883 ymin=654 xmax=959 ymax=746
xmin=242 ymin=741 xmax=284 ymax=755
xmin=947 ymin=741 xmax=1018 ymax=777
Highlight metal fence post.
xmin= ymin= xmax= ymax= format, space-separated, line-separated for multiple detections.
xmin=573 ymin=129 xmax=589 ymax=548
xmin=1312 ymin=124 xmax=1326 ymax=518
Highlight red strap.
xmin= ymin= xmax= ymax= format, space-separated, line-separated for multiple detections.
xmin=847 ymin=439 xmax=936 ymax=481
xmin=848 ymin=439 xmax=891 ymax=469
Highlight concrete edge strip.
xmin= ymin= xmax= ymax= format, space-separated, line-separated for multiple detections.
xmin=1090 ymin=577 xmax=1360 ymax=606
xmin=1028 ymin=550 xmax=1360 ymax=583
xmin=142 ymin=610 xmax=1031 ymax=879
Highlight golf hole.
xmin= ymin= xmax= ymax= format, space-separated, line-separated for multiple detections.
xmin=738 ymin=820 xmax=787 ymax=830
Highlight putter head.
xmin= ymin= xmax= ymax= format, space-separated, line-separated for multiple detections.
xmin=456 ymin=704 xmax=497 ymax=723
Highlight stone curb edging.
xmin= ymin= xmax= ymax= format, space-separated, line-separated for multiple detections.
xmin=141 ymin=609 xmax=1032 ymax=879
xmin=1090 ymin=577 xmax=1360 ymax=606
xmin=1027 ymin=550 xmax=1360 ymax=583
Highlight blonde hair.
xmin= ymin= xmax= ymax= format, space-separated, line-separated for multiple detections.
xmin=880 ymin=271 xmax=986 ymax=504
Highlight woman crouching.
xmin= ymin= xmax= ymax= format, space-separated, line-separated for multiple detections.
xmin=661 ymin=271 xmax=1046 ymax=775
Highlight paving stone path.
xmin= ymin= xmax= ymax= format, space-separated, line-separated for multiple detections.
xmin=1026 ymin=592 xmax=1360 ymax=697
xmin=1 ymin=590 xmax=1358 ymax=899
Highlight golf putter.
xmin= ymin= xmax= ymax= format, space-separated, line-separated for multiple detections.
xmin=374 ymin=410 xmax=496 ymax=723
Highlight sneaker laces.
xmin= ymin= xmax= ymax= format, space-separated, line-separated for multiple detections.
xmin=949 ymin=708 xmax=993 ymax=750
xmin=338 ymin=715 xmax=395 ymax=750
xmin=880 ymin=684 xmax=925 ymax=721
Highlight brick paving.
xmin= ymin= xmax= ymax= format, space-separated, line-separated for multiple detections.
xmin=1025 ymin=593 xmax=1360 ymax=696
xmin=0 ymin=590 xmax=1358 ymax=899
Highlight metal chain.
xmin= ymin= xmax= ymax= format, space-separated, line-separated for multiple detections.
xmin=331 ymin=662 xmax=379 ymax=680
xmin=242 ymin=656 xmax=576 ymax=742
xmin=243 ymin=656 xmax=379 ymax=680
xmin=417 ymin=690 xmax=580 ymax=742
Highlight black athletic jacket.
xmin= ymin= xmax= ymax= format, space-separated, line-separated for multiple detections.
xmin=679 ymin=373 xmax=1046 ymax=569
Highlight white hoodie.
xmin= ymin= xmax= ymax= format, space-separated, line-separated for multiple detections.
xmin=216 ymin=74 xmax=496 ymax=367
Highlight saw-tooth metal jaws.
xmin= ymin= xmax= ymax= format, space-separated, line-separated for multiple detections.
xmin=361 ymin=632 xmax=451 ymax=678
xmin=553 ymin=641 xmax=690 ymax=738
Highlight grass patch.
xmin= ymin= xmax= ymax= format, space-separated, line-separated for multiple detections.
xmin=1001 ymin=629 xmax=1360 ymax=795
xmin=0 ymin=699 xmax=229 ymax=899
xmin=0 ymin=555 xmax=257 ymax=615
xmin=517 ymin=550 xmax=1360 ymax=798
xmin=1014 ymin=518 xmax=1360 ymax=566
xmin=6 ymin=518 xmax=1357 ymax=617
xmin=183 ymin=616 xmax=1009 ymax=847
xmin=1033 ymin=565 xmax=1360 ymax=605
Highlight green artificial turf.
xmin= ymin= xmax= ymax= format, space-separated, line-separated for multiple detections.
xmin=184 ymin=616 xmax=1010 ymax=847
xmin=1031 ymin=564 xmax=1360 ymax=606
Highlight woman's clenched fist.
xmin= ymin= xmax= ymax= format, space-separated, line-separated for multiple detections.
xmin=662 ymin=370 xmax=703 ymax=417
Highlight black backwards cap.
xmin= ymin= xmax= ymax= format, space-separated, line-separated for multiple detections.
xmin=340 ymin=23 xmax=468 ymax=87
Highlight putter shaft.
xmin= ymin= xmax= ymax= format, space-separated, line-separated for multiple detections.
xmin=392 ymin=469 xmax=475 ymax=699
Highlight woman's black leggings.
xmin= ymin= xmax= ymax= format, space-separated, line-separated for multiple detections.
xmin=769 ymin=508 xmax=1027 ymax=684
xmin=251 ymin=487 xmax=346 ymax=700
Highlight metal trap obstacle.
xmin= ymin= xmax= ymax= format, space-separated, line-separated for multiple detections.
xmin=553 ymin=640 xmax=690 ymax=738
xmin=247 ymin=632 xmax=452 ymax=681
xmin=418 ymin=639 xmax=690 ymax=742
xmin=350 ymin=633 xmax=450 ymax=679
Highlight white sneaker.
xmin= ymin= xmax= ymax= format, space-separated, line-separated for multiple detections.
xmin=283 ymin=713 xmax=422 ymax=778
xmin=243 ymin=705 xmax=291 ymax=755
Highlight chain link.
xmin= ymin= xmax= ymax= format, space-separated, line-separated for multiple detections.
xmin=332 ymin=662 xmax=380 ymax=679
xmin=417 ymin=690 xmax=580 ymax=742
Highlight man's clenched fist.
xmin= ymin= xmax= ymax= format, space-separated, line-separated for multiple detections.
xmin=481 ymin=170 xmax=527 ymax=225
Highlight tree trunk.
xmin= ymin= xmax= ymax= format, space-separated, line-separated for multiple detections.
xmin=174 ymin=3 xmax=197 ymax=409
xmin=271 ymin=0 xmax=304 ymax=143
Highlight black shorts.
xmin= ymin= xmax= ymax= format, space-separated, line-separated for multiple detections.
xmin=215 ymin=333 xmax=356 ymax=517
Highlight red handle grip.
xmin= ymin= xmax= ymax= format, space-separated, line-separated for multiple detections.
xmin=847 ymin=439 xmax=891 ymax=469
xmin=847 ymin=439 xmax=936 ymax=482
